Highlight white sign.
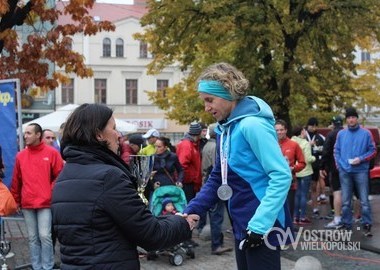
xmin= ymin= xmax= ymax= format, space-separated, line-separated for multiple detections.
xmin=122 ymin=118 xmax=167 ymax=130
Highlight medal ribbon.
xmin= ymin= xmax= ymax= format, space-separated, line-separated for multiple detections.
xmin=220 ymin=126 xmax=230 ymax=186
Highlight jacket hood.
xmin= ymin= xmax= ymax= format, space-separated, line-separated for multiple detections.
xmin=182 ymin=133 xmax=197 ymax=142
xmin=216 ymin=96 xmax=275 ymax=133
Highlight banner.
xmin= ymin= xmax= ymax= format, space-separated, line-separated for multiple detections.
xmin=0 ymin=80 xmax=19 ymax=187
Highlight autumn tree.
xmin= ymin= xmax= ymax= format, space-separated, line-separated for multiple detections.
xmin=136 ymin=0 xmax=380 ymax=126
xmin=0 ymin=0 xmax=114 ymax=92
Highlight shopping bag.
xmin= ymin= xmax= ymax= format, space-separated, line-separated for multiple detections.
xmin=0 ymin=181 xmax=18 ymax=216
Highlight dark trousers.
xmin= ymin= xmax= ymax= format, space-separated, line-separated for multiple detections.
xmin=183 ymin=183 xmax=196 ymax=203
xmin=287 ymin=189 xmax=295 ymax=219
xmin=209 ymin=200 xmax=225 ymax=251
xmin=234 ymin=240 xmax=281 ymax=270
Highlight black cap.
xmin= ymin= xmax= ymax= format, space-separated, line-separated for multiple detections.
xmin=128 ymin=134 xmax=144 ymax=146
xmin=307 ymin=117 xmax=319 ymax=126
xmin=332 ymin=115 xmax=343 ymax=126
xmin=345 ymin=107 xmax=359 ymax=118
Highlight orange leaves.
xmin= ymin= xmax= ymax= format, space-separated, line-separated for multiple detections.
xmin=0 ymin=0 xmax=9 ymax=15
xmin=0 ymin=0 xmax=114 ymax=93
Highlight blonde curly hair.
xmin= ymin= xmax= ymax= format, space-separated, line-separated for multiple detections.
xmin=197 ymin=62 xmax=249 ymax=100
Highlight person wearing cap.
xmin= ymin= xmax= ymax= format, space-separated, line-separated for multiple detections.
xmin=320 ymin=116 xmax=344 ymax=229
xmin=161 ymin=198 xmax=178 ymax=215
xmin=334 ymin=107 xmax=377 ymax=236
xmin=304 ymin=117 xmax=326 ymax=218
xmin=119 ymin=134 xmax=145 ymax=164
xmin=183 ymin=62 xmax=292 ymax=270
xmin=140 ymin=128 xmax=160 ymax=156
xmin=176 ymin=122 xmax=203 ymax=248
xmin=176 ymin=122 xmax=203 ymax=203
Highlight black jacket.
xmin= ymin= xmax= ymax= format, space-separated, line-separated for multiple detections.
xmin=52 ymin=145 xmax=191 ymax=270
xmin=320 ymin=126 xmax=343 ymax=172
xmin=152 ymin=151 xmax=184 ymax=186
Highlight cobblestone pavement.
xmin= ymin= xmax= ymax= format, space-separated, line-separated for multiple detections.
xmin=4 ymin=195 xmax=380 ymax=269
xmin=1 ymin=219 xmax=295 ymax=270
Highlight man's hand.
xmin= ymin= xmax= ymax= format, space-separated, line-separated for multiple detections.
xmin=351 ymin=157 xmax=361 ymax=165
xmin=239 ymin=230 xmax=264 ymax=250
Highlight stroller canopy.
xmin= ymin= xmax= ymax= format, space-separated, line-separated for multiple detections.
xmin=150 ymin=185 xmax=187 ymax=216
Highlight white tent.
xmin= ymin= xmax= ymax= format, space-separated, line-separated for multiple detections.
xmin=22 ymin=104 xmax=137 ymax=133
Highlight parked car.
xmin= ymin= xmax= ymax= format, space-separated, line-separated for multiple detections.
xmin=317 ymin=126 xmax=380 ymax=194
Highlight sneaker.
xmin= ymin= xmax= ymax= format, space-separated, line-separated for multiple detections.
xmin=298 ymin=218 xmax=312 ymax=225
xmin=211 ymin=246 xmax=233 ymax=255
xmin=363 ymin=224 xmax=373 ymax=237
xmin=354 ymin=216 xmax=362 ymax=223
xmin=324 ymin=220 xmax=343 ymax=229
xmin=312 ymin=209 xmax=320 ymax=218
xmin=340 ymin=224 xmax=352 ymax=231
xmin=293 ymin=218 xmax=300 ymax=225
xmin=317 ymin=195 xmax=327 ymax=204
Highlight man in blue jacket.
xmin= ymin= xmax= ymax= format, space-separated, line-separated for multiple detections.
xmin=184 ymin=63 xmax=292 ymax=270
xmin=334 ymin=107 xmax=377 ymax=236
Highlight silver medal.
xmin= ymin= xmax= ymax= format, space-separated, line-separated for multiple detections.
xmin=217 ymin=184 xmax=233 ymax=200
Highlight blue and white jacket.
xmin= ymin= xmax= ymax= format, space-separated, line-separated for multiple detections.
xmin=185 ymin=96 xmax=293 ymax=246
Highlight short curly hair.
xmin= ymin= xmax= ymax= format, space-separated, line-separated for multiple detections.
xmin=197 ymin=62 xmax=249 ymax=101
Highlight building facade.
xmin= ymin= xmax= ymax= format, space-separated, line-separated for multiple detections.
xmin=55 ymin=1 xmax=189 ymax=141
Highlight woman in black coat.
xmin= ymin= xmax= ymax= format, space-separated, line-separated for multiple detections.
xmin=52 ymin=104 xmax=198 ymax=270
xmin=151 ymin=137 xmax=184 ymax=188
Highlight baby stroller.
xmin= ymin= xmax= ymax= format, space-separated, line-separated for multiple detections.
xmin=148 ymin=185 xmax=195 ymax=266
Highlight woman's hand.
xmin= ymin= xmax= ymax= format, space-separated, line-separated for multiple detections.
xmin=153 ymin=181 xmax=161 ymax=189
xmin=176 ymin=182 xmax=183 ymax=188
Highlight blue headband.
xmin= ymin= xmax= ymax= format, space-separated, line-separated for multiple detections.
xmin=198 ymin=80 xmax=234 ymax=101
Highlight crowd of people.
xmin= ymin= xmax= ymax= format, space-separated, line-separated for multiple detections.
xmin=0 ymin=62 xmax=378 ymax=270
xmin=274 ymin=109 xmax=377 ymax=239
xmin=2 ymin=108 xmax=233 ymax=269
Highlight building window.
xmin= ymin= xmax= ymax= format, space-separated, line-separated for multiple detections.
xmin=361 ymin=51 xmax=371 ymax=62
xmin=103 ymin=38 xmax=111 ymax=57
xmin=95 ymin=79 xmax=107 ymax=104
xmin=157 ymin=79 xmax=169 ymax=97
xmin=140 ymin=42 xmax=148 ymax=58
xmin=62 ymin=79 xmax=74 ymax=104
xmin=125 ymin=79 xmax=138 ymax=105
xmin=116 ymin=38 xmax=124 ymax=57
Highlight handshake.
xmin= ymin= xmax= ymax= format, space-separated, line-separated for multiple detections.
xmin=176 ymin=213 xmax=200 ymax=231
